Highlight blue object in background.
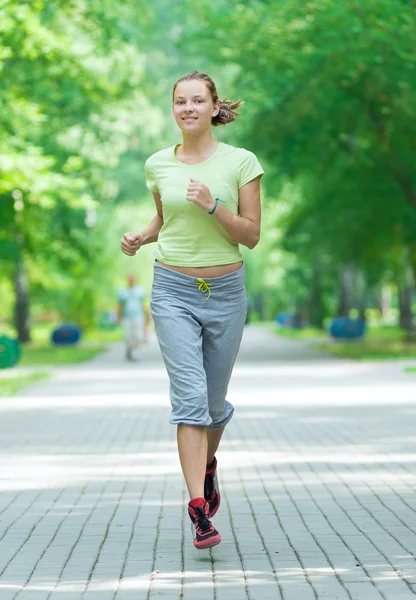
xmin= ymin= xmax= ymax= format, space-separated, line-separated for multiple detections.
xmin=51 ymin=324 xmax=82 ymax=346
xmin=0 ymin=336 xmax=21 ymax=368
xmin=275 ymin=312 xmax=295 ymax=328
xmin=329 ymin=317 xmax=366 ymax=339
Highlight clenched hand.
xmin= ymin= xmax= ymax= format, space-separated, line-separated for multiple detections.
xmin=186 ymin=179 xmax=216 ymax=213
xmin=120 ymin=232 xmax=143 ymax=256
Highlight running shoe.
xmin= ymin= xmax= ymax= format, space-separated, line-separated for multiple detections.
xmin=188 ymin=497 xmax=222 ymax=549
xmin=205 ymin=456 xmax=220 ymax=517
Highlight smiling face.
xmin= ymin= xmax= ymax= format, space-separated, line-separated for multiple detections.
xmin=172 ymin=79 xmax=219 ymax=134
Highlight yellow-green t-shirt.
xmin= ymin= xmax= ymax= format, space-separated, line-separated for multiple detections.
xmin=144 ymin=142 xmax=264 ymax=267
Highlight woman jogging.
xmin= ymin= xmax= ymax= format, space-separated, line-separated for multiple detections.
xmin=120 ymin=71 xmax=264 ymax=549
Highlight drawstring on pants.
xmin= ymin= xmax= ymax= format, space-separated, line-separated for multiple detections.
xmin=193 ymin=278 xmax=211 ymax=300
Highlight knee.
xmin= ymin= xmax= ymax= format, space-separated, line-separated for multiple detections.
xmin=207 ymin=401 xmax=234 ymax=430
xmin=170 ymin=392 xmax=212 ymax=427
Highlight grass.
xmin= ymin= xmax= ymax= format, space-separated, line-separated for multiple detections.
xmin=19 ymin=344 xmax=107 ymax=366
xmin=0 ymin=325 xmax=122 ymax=393
xmin=315 ymin=326 xmax=416 ymax=360
xmin=266 ymin=321 xmax=416 ymax=361
xmin=404 ymin=367 xmax=416 ymax=374
xmin=0 ymin=372 xmax=50 ymax=396
xmin=84 ymin=328 xmax=123 ymax=343
xmin=1 ymin=323 xmax=115 ymax=366
xmin=260 ymin=322 xmax=326 ymax=340
xmin=316 ymin=339 xmax=416 ymax=360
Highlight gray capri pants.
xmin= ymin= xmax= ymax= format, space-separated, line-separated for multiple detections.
xmin=150 ymin=261 xmax=247 ymax=429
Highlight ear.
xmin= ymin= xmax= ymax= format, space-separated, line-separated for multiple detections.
xmin=212 ymin=101 xmax=220 ymax=118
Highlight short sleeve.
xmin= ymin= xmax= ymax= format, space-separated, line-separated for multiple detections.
xmin=145 ymin=158 xmax=159 ymax=193
xmin=237 ymin=150 xmax=264 ymax=188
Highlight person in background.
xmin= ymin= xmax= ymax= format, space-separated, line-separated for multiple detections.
xmin=117 ymin=274 xmax=147 ymax=361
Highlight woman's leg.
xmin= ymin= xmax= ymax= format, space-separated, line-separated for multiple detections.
xmin=150 ymin=265 xmax=222 ymax=548
xmin=151 ymin=287 xmax=213 ymax=500
xmin=177 ymin=424 xmax=207 ymax=499
xmin=203 ymin=296 xmax=247 ymax=430
xmin=176 ymin=425 xmax=224 ymax=499
xmin=206 ymin=427 xmax=224 ymax=466
xmin=200 ymin=274 xmax=246 ymax=517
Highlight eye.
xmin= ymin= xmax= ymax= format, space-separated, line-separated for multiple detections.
xmin=196 ymin=99 xmax=204 ymax=103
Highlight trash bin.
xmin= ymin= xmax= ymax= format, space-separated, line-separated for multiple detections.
xmin=51 ymin=324 xmax=82 ymax=346
xmin=0 ymin=336 xmax=21 ymax=369
xmin=329 ymin=317 xmax=366 ymax=340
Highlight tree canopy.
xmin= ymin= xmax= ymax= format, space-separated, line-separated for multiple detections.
xmin=1 ymin=0 xmax=416 ymax=337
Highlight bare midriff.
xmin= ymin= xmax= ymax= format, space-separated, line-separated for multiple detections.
xmin=155 ymin=260 xmax=243 ymax=278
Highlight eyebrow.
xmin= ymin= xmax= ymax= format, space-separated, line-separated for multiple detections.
xmin=175 ymin=95 xmax=205 ymax=99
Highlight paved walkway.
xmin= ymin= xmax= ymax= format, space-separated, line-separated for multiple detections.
xmin=0 ymin=326 xmax=416 ymax=599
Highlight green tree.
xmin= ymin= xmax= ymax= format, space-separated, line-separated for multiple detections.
xmin=175 ymin=0 xmax=416 ymax=328
xmin=0 ymin=0 xmax=154 ymax=339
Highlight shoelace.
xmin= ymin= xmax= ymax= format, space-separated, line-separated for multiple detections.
xmin=195 ymin=506 xmax=212 ymax=533
xmin=193 ymin=278 xmax=211 ymax=300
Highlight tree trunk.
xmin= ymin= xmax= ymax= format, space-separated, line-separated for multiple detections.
xmin=309 ymin=261 xmax=325 ymax=328
xmin=14 ymin=258 xmax=31 ymax=343
xmin=260 ymin=289 xmax=269 ymax=321
xmin=356 ymin=270 xmax=367 ymax=321
xmin=379 ymin=285 xmax=392 ymax=321
xmin=398 ymin=285 xmax=414 ymax=332
xmin=294 ymin=303 xmax=307 ymax=329
xmin=337 ymin=265 xmax=354 ymax=317
xmin=397 ymin=260 xmax=415 ymax=333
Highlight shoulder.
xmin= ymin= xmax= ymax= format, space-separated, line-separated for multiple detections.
xmin=219 ymin=143 xmax=259 ymax=163
xmin=219 ymin=144 xmax=264 ymax=187
xmin=145 ymin=146 xmax=175 ymax=169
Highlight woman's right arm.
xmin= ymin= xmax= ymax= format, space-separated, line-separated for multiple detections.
xmin=141 ymin=193 xmax=163 ymax=245
xmin=120 ymin=193 xmax=163 ymax=256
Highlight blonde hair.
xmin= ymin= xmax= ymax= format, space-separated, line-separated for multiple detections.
xmin=173 ymin=71 xmax=243 ymax=126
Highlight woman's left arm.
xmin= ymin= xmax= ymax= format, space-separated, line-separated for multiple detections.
xmin=186 ymin=176 xmax=262 ymax=249
xmin=213 ymin=176 xmax=261 ymax=249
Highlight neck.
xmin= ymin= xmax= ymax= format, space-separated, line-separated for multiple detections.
xmin=180 ymin=131 xmax=218 ymax=156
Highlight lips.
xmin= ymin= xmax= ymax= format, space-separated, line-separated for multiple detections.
xmin=183 ymin=117 xmax=197 ymax=121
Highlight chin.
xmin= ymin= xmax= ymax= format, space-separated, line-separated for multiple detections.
xmin=180 ymin=124 xmax=202 ymax=134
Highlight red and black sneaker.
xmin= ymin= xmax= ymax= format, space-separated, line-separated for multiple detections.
xmin=205 ymin=456 xmax=220 ymax=517
xmin=188 ymin=497 xmax=222 ymax=549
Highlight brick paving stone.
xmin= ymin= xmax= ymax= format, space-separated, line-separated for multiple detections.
xmin=1 ymin=327 xmax=416 ymax=599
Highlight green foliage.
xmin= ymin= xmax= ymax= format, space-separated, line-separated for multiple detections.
xmin=171 ymin=0 xmax=416 ymax=325
xmin=0 ymin=371 xmax=50 ymax=396
xmin=0 ymin=0 xmax=161 ymax=332
xmin=2 ymin=0 xmax=416 ymax=334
